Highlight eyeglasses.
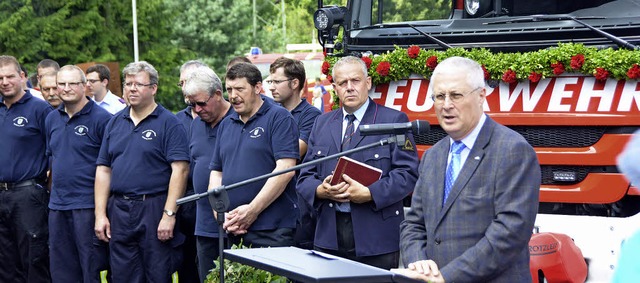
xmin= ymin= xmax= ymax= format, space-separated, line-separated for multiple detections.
xmin=57 ymin=82 xmax=84 ymax=88
xmin=177 ymin=80 xmax=186 ymax=88
xmin=124 ymin=82 xmax=155 ymax=89
xmin=87 ymin=79 xmax=101 ymax=84
xmin=264 ymin=79 xmax=292 ymax=85
xmin=186 ymin=95 xmax=212 ymax=107
xmin=431 ymin=87 xmax=483 ymax=104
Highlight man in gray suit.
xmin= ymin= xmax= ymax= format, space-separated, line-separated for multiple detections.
xmin=398 ymin=57 xmax=540 ymax=282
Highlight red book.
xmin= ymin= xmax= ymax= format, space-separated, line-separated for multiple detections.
xmin=330 ymin=156 xmax=383 ymax=186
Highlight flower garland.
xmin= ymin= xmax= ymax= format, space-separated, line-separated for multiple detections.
xmin=321 ymin=43 xmax=640 ymax=85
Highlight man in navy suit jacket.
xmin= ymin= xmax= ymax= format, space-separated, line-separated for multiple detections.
xmin=297 ymin=56 xmax=419 ymax=270
xmin=398 ymin=57 xmax=540 ymax=282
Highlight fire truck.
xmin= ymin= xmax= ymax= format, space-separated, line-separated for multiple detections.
xmin=313 ymin=0 xmax=640 ymax=281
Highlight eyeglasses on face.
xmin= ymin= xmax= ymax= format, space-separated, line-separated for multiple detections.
xmin=57 ymin=82 xmax=84 ymax=88
xmin=431 ymin=87 xmax=483 ymax=104
xmin=177 ymin=80 xmax=186 ymax=88
xmin=124 ymin=82 xmax=155 ymax=89
xmin=186 ymin=95 xmax=212 ymax=107
xmin=264 ymin=79 xmax=292 ymax=85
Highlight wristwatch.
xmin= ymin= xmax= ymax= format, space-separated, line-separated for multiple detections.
xmin=163 ymin=209 xmax=176 ymax=217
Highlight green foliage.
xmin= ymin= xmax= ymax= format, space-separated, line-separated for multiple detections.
xmin=205 ymin=244 xmax=289 ymax=283
xmin=324 ymin=43 xmax=640 ymax=85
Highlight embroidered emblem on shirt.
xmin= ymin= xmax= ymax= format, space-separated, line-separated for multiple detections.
xmin=13 ymin=116 xmax=28 ymax=127
xmin=74 ymin=125 xmax=89 ymax=136
xmin=141 ymin=129 xmax=157 ymax=140
xmin=249 ymin=127 xmax=265 ymax=138
xmin=402 ymin=139 xmax=415 ymax=151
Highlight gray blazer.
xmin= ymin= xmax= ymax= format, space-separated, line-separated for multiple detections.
xmin=400 ymin=117 xmax=540 ymax=283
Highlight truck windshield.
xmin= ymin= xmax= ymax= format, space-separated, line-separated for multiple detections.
xmin=372 ymin=0 xmax=450 ymax=24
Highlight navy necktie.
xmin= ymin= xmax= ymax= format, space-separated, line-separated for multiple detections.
xmin=341 ymin=114 xmax=356 ymax=151
xmin=443 ymin=141 xmax=466 ymax=207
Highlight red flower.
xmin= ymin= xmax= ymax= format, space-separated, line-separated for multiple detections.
xmin=502 ymin=69 xmax=517 ymax=84
xmin=321 ymin=61 xmax=330 ymax=75
xmin=529 ymin=72 xmax=542 ymax=83
xmin=627 ymin=64 xmax=640 ymax=79
xmin=361 ymin=56 xmax=373 ymax=69
xmin=551 ymin=62 xmax=565 ymax=76
xmin=426 ymin=56 xmax=438 ymax=70
xmin=326 ymin=75 xmax=333 ymax=83
xmin=376 ymin=61 xmax=391 ymax=76
xmin=481 ymin=65 xmax=490 ymax=80
xmin=594 ymin=67 xmax=610 ymax=81
xmin=570 ymin=54 xmax=585 ymax=70
xmin=407 ymin=45 xmax=420 ymax=59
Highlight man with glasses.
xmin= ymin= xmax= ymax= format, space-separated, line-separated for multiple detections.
xmin=183 ymin=65 xmax=233 ymax=282
xmin=297 ymin=56 xmax=419 ymax=270
xmin=86 ymin=64 xmax=126 ymax=114
xmin=45 ymin=65 xmax=111 ymax=282
xmin=398 ymin=57 xmax=540 ymax=282
xmin=267 ymin=57 xmax=321 ymax=250
xmin=208 ymin=62 xmax=299 ymax=248
xmin=94 ymin=61 xmax=190 ymax=283
xmin=0 ymin=55 xmax=53 ymax=283
xmin=40 ymin=71 xmax=62 ymax=108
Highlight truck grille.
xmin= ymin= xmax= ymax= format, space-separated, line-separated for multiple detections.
xmin=414 ymin=126 xmax=606 ymax=147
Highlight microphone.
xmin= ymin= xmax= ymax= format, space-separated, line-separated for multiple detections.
xmin=359 ymin=120 xmax=429 ymax=136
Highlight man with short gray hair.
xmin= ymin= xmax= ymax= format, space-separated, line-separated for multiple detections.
xmin=94 ymin=61 xmax=190 ymax=283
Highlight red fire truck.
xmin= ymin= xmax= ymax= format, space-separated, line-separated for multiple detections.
xmin=314 ymin=0 xmax=640 ymax=281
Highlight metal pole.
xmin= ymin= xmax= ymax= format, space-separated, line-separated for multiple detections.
xmin=282 ymin=0 xmax=286 ymax=51
xmin=253 ymin=0 xmax=257 ymax=44
xmin=132 ymin=0 xmax=139 ymax=62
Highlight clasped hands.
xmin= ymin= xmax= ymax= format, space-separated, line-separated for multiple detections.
xmin=316 ymin=174 xmax=372 ymax=203
xmin=222 ymin=204 xmax=258 ymax=236
xmin=391 ymin=260 xmax=445 ymax=283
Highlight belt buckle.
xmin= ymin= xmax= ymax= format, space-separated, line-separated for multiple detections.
xmin=0 ymin=183 xmax=8 ymax=190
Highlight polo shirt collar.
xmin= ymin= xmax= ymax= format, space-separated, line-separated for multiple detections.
xmin=57 ymin=97 xmax=96 ymax=116
xmin=5 ymin=90 xmax=34 ymax=106
xmin=291 ymin=98 xmax=309 ymax=114
xmin=231 ymin=96 xmax=272 ymax=123
xmin=121 ymin=104 xmax=162 ymax=120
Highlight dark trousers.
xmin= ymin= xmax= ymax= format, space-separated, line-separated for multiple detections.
xmin=177 ymin=195 xmax=199 ymax=283
xmin=228 ymin=228 xmax=295 ymax=248
xmin=0 ymin=183 xmax=50 ymax=283
xmin=315 ymin=212 xmax=399 ymax=270
xmin=196 ymin=236 xmax=229 ymax=283
xmin=49 ymin=209 xmax=109 ymax=283
xmin=108 ymin=194 xmax=184 ymax=283
xmin=294 ymin=197 xmax=316 ymax=250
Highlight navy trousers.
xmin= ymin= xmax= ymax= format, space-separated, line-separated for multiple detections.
xmin=49 ymin=209 xmax=109 ymax=283
xmin=108 ymin=194 xmax=184 ymax=283
xmin=0 ymin=183 xmax=50 ymax=283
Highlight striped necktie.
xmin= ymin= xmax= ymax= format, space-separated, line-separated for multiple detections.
xmin=443 ymin=141 xmax=466 ymax=207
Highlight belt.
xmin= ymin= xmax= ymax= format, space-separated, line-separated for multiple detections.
xmin=0 ymin=179 xmax=38 ymax=191
xmin=112 ymin=191 xmax=165 ymax=201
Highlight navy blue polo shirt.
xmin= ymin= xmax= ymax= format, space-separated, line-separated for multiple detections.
xmin=291 ymin=99 xmax=321 ymax=144
xmin=175 ymin=106 xmax=194 ymax=133
xmin=0 ymin=92 xmax=53 ymax=182
xmin=45 ymin=99 xmax=112 ymax=210
xmin=190 ymin=108 xmax=233 ymax=237
xmin=97 ymin=104 xmax=189 ymax=195
xmin=209 ymin=100 xmax=299 ymax=231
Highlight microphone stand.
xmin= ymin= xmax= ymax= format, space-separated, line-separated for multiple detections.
xmin=176 ymin=134 xmax=408 ymax=283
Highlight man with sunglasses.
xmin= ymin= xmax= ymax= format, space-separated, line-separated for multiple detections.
xmin=183 ymin=65 xmax=233 ymax=282
xmin=85 ymin=64 xmax=126 ymax=115
xmin=95 ymin=61 xmax=190 ymax=283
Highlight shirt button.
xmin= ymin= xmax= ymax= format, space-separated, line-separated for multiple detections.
xmin=374 ymin=154 xmax=379 ymax=159
xmin=329 ymin=203 xmax=333 ymax=208
xmin=395 ymin=210 xmax=399 ymax=215
xmin=317 ymin=150 xmax=322 ymax=155
xmin=435 ymin=238 xmax=441 ymax=245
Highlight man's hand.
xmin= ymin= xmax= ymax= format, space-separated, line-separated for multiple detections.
xmin=405 ymin=260 xmax=445 ymax=283
xmin=316 ymin=174 xmax=351 ymax=202
xmin=157 ymin=215 xmax=176 ymax=241
xmin=341 ymin=174 xmax=372 ymax=203
xmin=223 ymin=204 xmax=258 ymax=235
xmin=94 ymin=215 xmax=111 ymax=243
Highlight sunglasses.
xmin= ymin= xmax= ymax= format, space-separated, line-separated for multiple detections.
xmin=187 ymin=95 xmax=212 ymax=107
